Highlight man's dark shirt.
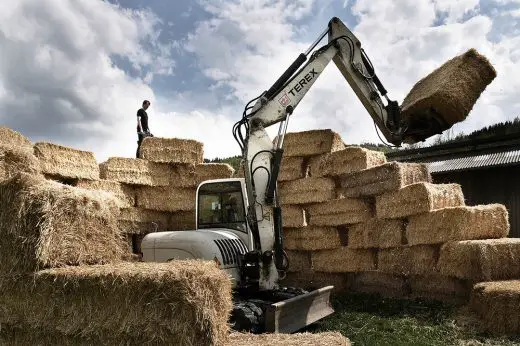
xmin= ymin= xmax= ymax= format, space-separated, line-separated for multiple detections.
xmin=137 ymin=108 xmax=149 ymax=133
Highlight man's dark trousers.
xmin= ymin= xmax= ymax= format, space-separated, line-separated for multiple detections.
xmin=136 ymin=133 xmax=144 ymax=158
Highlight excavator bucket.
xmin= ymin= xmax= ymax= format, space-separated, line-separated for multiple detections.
xmin=264 ymin=285 xmax=334 ymax=333
xmin=400 ymin=48 xmax=497 ymax=141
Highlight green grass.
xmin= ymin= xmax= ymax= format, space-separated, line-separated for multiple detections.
xmin=304 ymin=292 xmax=520 ymax=346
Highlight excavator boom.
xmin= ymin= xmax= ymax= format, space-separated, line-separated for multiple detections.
xmin=228 ymin=16 xmax=478 ymax=334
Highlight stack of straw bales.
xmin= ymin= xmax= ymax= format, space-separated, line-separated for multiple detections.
xmin=94 ymin=136 xmax=234 ymax=252
xmin=278 ymin=129 xmax=517 ymax=310
xmin=0 ymin=149 xmax=234 ymax=344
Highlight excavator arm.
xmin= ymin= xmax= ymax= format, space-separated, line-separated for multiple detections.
xmin=233 ymin=17 xmax=449 ymax=291
xmin=225 ymin=16 xmax=473 ymax=334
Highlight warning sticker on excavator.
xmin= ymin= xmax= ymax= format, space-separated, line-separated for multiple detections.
xmin=279 ymin=93 xmax=291 ymax=107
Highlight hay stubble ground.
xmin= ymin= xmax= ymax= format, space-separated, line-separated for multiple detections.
xmin=305 ymin=292 xmax=520 ymax=346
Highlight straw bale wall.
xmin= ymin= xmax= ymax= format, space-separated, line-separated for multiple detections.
xmin=277 ymin=128 xmax=519 ymax=328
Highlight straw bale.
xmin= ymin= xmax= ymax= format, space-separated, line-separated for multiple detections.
xmin=280 ymin=271 xmax=350 ymax=293
xmin=0 ymin=126 xmax=33 ymax=149
xmin=169 ymin=210 xmax=197 ymax=231
xmin=136 ymin=186 xmax=196 ymax=212
xmin=139 ymin=136 xmax=204 ymax=164
xmin=307 ymin=197 xmax=372 ymax=226
xmin=279 ymin=129 xmax=345 ymax=157
xmin=376 ymin=182 xmax=465 ymax=219
xmin=170 ymin=163 xmax=234 ymax=188
xmin=307 ymin=146 xmax=387 ymax=178
xmin=285 ymin=250 xmax=312 ymax=273
xmin=312 ymin=247 xmax=377 ymax=273
xmin=284 ymin=227 xmax=347 ymax=251
xmin=229 ymin=331 xmax=351 ymax=346
xmin=0 ymin=260 xmax=233 ymax=345
xmin=282 ymin=205 xmax=307 ymax=228
xmin=339 ymin=162 xmax=431 ymax=198
xmin=407 ymin=204 xmax=509 ymax=246
xmin=470 ymin=280 xmax=520 ymax=335
xmin=279 ymin=156 xmax=305 ymax=181
xmin=409 ymin=274 xmax=471 ymax=302
xmin=378 ymin=245 xmax=439 ymax=275
xmin=438 ymin=238 xmax=520 ymax=281
xmin=348 ymin=218 xmax=405 ymax=249
xmin=279 ymin=177 xmax=336 ymax=205
xmin=350 ymin=271 xmax=409 ymax=297
xmin=0 ymin=144 xmax=40 ymax=181
xmin=401 ymin=49 xmax=496 ymax=127
xmin=0 ymin=173 xmax=126 ymax=273
xmin=75 ymin=179 xmax=136 ymax=208
xmin=99 ymin=157 xmax=170 ymax=186
xmin=118 ymin=207 xmax=171 ymax=234
xmin=34 ymin=142 xmax=99 ymax=180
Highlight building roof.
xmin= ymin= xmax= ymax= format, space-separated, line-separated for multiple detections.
xmin=417 ymin=149 xmax=520 ymax=173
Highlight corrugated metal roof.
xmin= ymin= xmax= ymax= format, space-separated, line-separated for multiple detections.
xmin=424 ymin=150 xmax=520 ymax=173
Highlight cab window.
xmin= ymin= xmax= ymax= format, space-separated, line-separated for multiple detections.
xmin=197 ymin=181 xmax=246 ymax=233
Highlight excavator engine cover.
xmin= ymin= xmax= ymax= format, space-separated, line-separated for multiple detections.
xmin=400 ymin=48 xmax=496 ymax=143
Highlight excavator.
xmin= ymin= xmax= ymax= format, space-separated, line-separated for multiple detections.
xmin=141 ymin=17 xmax=472 ymax=333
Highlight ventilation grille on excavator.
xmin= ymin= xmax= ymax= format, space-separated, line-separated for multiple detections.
xmin=214 ymin=238 xmax=248 ymax=266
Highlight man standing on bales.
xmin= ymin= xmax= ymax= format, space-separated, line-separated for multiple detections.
xmin=136 ymin=100 xmax=153 ymax=158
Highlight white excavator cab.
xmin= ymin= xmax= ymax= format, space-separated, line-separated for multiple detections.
xmin=141 ymin=178 xmax=335 ymax=334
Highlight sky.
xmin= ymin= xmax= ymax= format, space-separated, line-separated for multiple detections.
xmin=0 ymin=0 xmax=518 ymax=163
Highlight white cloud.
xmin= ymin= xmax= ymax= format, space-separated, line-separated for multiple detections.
xmin=433 ymin=0 xmax=480 ymax=23
xmin=1 ymin=0 xmax=519 ymax=164
xmin=184 ymin=0 xmax=520 ymax=149
xmin=0 ymin=0 xmax=179 ymax=162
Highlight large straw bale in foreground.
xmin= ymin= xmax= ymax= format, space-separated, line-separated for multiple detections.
xmin=350 ymin=271 xmax=409 ymax=297
xmin=99 ymin=157 xmax=170 ymax=186
xmin=0 ymin=173 xmax=125 ymax=273
xmin=339 ymin=162 xmax=431 ymax=198
xmin=282 ymin=205 xmax=307 ymax=228
xmin=470 ymin=280 xmax=520 ymax=335
xmin=118 ymin=207 xmax=171 ymax=234
xmin=0 ymin=126 xmax=33 ymax=149
xmin=229 ymin=331 xmax=351 ymax=346
xmin=307 ymin=146 xmax=386 ymax=177
xmin=34 ymin=142 xmax=99 ymax=180
xmin=401 ymin=48 xmax=496 ymax=127
xmin=279 ymin=129 xmax=345 ymax=157
xmin=75 ymin=179 xmax=136 ymax=208
xmin=312 ymin=247 xmax=377 ymax=273
xmin=280 ymin=271 xmax=350 ymax=293
xmin=136 ymin=186 xmax=196 ymax=212
xmin=279 ymin=156 xmax=305 ymax=181
xmin=348 ymin=218 xmax=405 ymax=249
xmin=378 ymin=245 xmax=439 ymax=275
xmin=279 ymin=177 xmax=336 ymax=205
xmin=406 ymin=204 xmax=509 ymax=245
xmin=139 ymin=136 xmax=204 ymax=164
xmin=376 ymin=182 xmax=465 ymax=219
xmin=438 ymin=239 xmax=520 ymax=281
xmin=0 ymin=261 xmax=233 ymax=345
xmin=0 ymin=144 xmax=40 ymax=182
xmin=306 ymin=197 xmax=372 ymax=226
xmin=284 ymin=227 xmax=347 ymax=251
xmin=170 ymin=163 xmax=234 ymax=188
